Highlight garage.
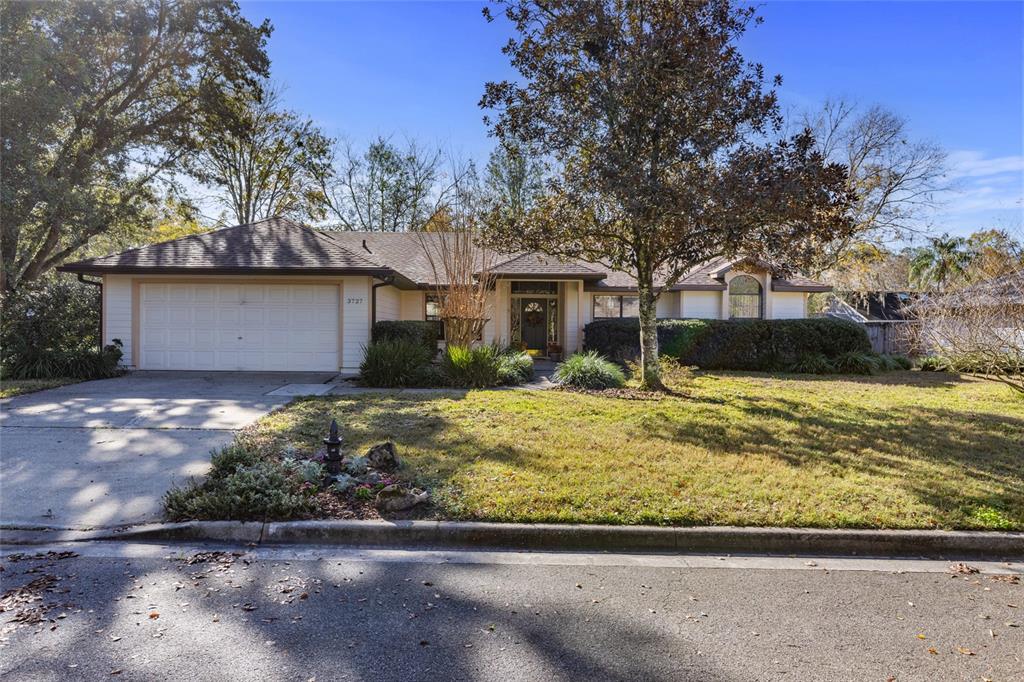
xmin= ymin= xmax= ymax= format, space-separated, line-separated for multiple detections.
xmin=138 ymin=282 xmax=339 ymax=371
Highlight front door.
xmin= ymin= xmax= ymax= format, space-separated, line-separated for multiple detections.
xmin=520 ymin=298 xmax=548 ymax=352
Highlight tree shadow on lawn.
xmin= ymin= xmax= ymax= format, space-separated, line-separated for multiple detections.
xmin=645 ymin=393 xmax=1024 ymax=527
xmin=693 ymin=369 xmax=968 ymax=389
xmin=235 ymin=389 xmax=1023 ymax=529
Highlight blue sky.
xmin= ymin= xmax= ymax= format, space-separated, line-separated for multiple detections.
xmin=239 ymin=1 xmax=1023 ymax=240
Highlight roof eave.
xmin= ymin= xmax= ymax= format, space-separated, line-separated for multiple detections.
xmin=56 ymin=264 xmax=394 ymax=278
xmin=772 ymin=282 xmax=832 ymax=293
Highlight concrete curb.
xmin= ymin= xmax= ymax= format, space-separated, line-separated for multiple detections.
xmin=4 ymin=520 xmax=1023 ymax=559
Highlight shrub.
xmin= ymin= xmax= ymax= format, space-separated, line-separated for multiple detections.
xmin=917 ymin=355 xmax=951 ymax=372
xmin=496 ymin=350 xmax=534 ymax=385
xmin=554 ymin=351 xmax=626 ymax=389
xmin=359 ymin=338 xmax=432 ymax=387
xmin=832 ymin=351 xmax=882 ymax=375
xmin=164 ymin=460 xmax=314 ymax=521
xmin=788 ymin=352 xmax=836 ymax=375
xmin=583 ymin=317 xmax=871 ymax=371
xmin=164 ymin=444 xmax=317 ymax=521
xmin=442 ymin=344 xmax=502 ymax=388
xmin=1 ymin=279 xmax=124 ymax=380
xmin=880 ymin=354 xmax=912 ymax=371
xmin=372 ymin=320 xmax=440 ymax=355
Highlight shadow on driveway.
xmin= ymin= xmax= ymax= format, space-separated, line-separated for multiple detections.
xmin=0 ymin=371 xmax=334 ymax=530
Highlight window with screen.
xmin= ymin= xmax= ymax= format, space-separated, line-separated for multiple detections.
xmin=593 ymin=295 xmax=640 ymax=318
xmin=728 ymin=275 xmax=762 ymax=319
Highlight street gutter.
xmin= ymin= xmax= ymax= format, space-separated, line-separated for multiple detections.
xmin=2 ymin=520 xmax=1022 ymax=560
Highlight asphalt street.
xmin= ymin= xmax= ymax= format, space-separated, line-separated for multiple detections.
xmin=0 ymin=543 xmax=1021 ymax=681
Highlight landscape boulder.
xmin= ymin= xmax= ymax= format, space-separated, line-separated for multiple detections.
xmin=375 ymin=484 xmax=428 ymax=512
xmin=366 ymin=442 xmax=400 ymax=471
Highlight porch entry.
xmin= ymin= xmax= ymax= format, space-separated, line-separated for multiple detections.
xmin=510 ymin=282 xmax=559 ymax=356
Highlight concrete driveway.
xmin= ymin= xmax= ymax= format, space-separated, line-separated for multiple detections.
xmin=0 ymin=372 xmax=335 ymax=530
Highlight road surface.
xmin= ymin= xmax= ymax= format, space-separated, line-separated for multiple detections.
xmin=1 ymin=543 xmax=1021 ymax=681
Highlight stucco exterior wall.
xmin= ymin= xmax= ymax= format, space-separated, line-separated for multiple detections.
xmin=680 ymin=290 xmax=722 ymax=319
xmin=770 ymin=291 xmax=807 ymax=319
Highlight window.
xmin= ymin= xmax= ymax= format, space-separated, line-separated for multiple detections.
xmin=511 ymin=282 xmax=557 ymax=294
xmin=593 ymin=295 xmax=640 ymax=318
xmin=425 ymin=294 xmax=445 ymax=339
xmin=425 ymin=294 xmax=442 ymax=321
xmin=729 ymin=275 xmax=762 ymax=319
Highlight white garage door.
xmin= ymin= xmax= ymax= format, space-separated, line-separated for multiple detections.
xmin=139 ymin=283 xmax=339 ymax=371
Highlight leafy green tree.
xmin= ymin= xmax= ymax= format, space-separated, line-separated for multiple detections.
xmin=966 ymin=228 xmax=1023 ymax=281
xmin=194 ymin=82 xmax=333 ymax=225
xmin=0 ymin=0 xmax=271 ymax=293
xmin=909 ymin=234 xmax=974 ymax=291
xmin=319 ymin=138 xmax=451 ymax=232
xmin=485 ymin=143 xmax=545 ymax=220
xmin=480 ymin=0 xmax=855 ymax=389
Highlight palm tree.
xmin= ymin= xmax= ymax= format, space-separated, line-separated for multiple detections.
xmin=909 ymin=234 xmax=974 ymax=291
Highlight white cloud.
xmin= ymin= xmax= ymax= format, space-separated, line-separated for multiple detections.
xmin=946 ymin=150 xmax=1024 ymax=179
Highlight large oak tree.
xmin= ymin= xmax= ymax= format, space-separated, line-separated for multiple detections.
xmin=481 ymin=0 xmax=856 ymax=389
xmin=1 ymin=0 xmax=271 ymax=294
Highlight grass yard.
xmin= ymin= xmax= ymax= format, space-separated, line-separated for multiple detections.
xmin=239 ymin=371 xmax=1024 ymax=530
xmin=0 ymin=377 xmax=80 ymax=399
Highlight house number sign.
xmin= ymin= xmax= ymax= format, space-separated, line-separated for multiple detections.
xmin=346 ymin=298 xmax=364 ymax=305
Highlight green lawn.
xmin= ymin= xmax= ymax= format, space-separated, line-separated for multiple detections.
xmin=0 ymin=377 xmax=80 ymax=399
xmin=239 ymin=371 xmax=1024 ymax=530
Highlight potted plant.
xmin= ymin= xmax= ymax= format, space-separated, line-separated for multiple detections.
xmin=547 ymin=342 xmax=563 ymax=361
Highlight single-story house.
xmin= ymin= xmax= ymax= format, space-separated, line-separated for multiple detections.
xmin=58 ymin=217 xmax=831 ymax=372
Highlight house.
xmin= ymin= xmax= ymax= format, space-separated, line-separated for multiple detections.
xmin=824 ymin=291 xmax=920 ymax=355
xmin=58 ymin=217 xmax=831 ymax=372
xmin=824 ymin=291 xmax=918 ymax=323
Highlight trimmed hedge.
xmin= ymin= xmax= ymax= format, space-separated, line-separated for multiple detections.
xmin=372 ymin=320 xmax=441 ymax=355
xmin=583 ymin=318 xmax=871 ymax=371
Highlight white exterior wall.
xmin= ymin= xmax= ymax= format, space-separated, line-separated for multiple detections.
xmin=375 ymin=284 xmax=401 ymax=321
xmin=104 ymin=275 xmax=134 ymax=366
xmin=770 ymin=291 xmax=806 ymax=319
xmin=400 ymin=291 xmax=425 ymax=320
xmin=563 ymin=281 xmax=580 ymax=352
xmin=656 ymin=292 xmax=676 ymax=318
xmin=483 ymin=290 xmax=498 ymax=345
xmin=681 ymin=290 xmax=722 ymax=319
xmin=493 ymin=281 xmax=511 ymax=346
xmin=341 ymin=277 xmax=370 ymax=371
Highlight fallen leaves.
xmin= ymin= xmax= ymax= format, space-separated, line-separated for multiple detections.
xmin=949 ymin=563 xmax=980 ymax=575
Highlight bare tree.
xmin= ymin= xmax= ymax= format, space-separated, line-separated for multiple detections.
xmin=194 ymin=83 xmax=332 ymax=226
xmin=912 ymin=266 xmax=1024 ymax=395
xmin=416 ymin=166 xmax=495 ymax=347
xmin=320 ymin=138 xmax=453 ymax=232
xmin=805 ymin=99 xmax=948 ymax=270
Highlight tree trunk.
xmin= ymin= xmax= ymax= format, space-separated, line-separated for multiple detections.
xmin=637 ymin=276 xmax=664 ymax=391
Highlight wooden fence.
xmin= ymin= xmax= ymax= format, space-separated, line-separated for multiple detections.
xmin=863 ymin=321 xmax=916 ymax=355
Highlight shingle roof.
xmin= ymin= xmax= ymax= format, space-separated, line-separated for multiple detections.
xmin=490 ymin=252 xmax=605 ymax=280
xmin=60 ymin=218 xmax=386 ymax=275
xmin=60 ymin=218 xmax=830 ymax=292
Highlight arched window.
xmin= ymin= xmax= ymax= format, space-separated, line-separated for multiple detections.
xmin=729 ymin=275 xmax=762 ymax=319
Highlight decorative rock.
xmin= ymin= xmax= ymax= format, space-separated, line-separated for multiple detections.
xmin=375 ymin=484 xmax=429 ymax=512
xmin=366 ymin=442 xmax=400 ymax=471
